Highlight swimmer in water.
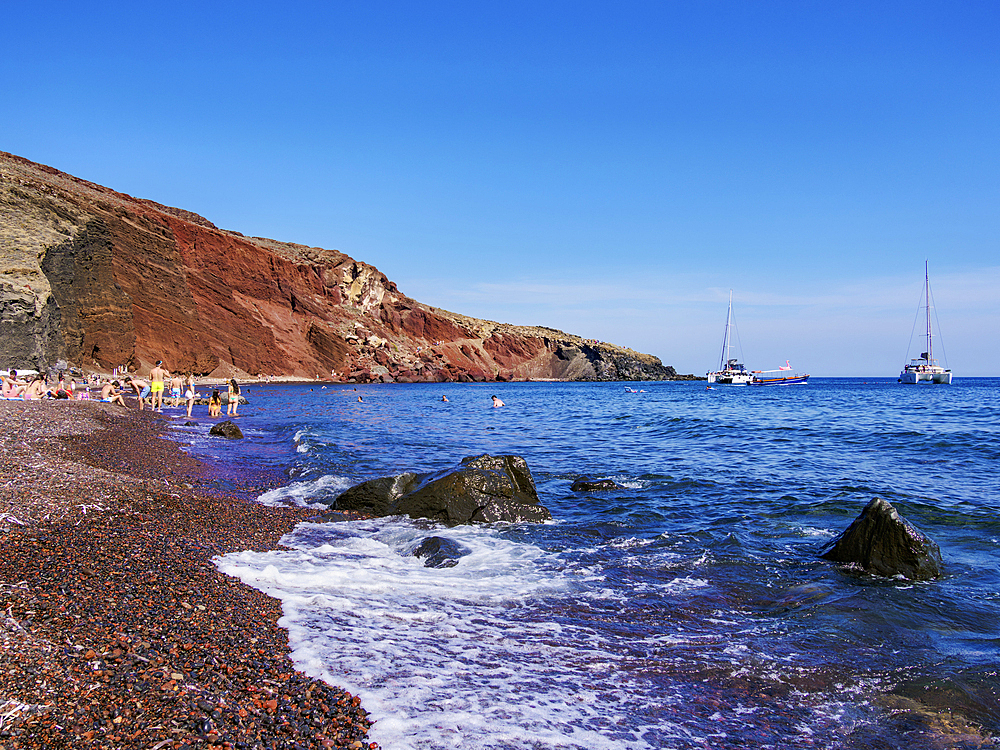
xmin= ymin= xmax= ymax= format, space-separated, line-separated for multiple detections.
xmin=491 ymin=395 xmax=504 ymax=408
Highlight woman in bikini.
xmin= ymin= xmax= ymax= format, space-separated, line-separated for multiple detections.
xmin=185 ymin=374 xmax=197 ymax=417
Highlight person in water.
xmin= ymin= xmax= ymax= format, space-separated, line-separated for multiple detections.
xmin=491 ymin=395 xmax=504 ymax=408
xmin=209 ymin=389 xmax=222 ymax=417
xmin=227 ymin=378 xmax=240 ymax=416
xmin=184 ymin=374 xmax=196 ymax=418
xmin=441 ymin=395 xmax=448 ymax=402
xmin=169 ymin=373 xmax=184 ymax=408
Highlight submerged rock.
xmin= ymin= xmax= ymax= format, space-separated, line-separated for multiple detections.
xmin=209 ymin=420 xmax=244 ymax=439
xmin=570 ymin=478 xmax=623 ymax=492
xmin=411 ymin=536 xmax=471 ymax=568
xmin=329 ymin=454 xmax=551 ymax=526
xmin=820 ymin=497 xmax=943 ymax=580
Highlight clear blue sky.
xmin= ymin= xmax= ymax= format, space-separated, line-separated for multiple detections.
xmin=4 ymin=1 xmax=998 ymax=375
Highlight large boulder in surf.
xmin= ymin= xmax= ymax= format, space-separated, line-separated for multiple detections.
xmin=819 ymin=497 xmax=943 ymax=580
xmin=328 ymin=454 xmax=551 ymax=526
xmin=209 ymin=420 xmax=244 ymax=439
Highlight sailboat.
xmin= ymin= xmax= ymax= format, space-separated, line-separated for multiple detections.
xmin=706 ymin=291 xmax=752 ymax=385
xmin=899 ymin=261 xmax=952 ymax=384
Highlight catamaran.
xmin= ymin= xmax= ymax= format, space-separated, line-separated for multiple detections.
xmin=899 ymin=261 xmax=952 ymax=384
xmin=706 ymin=291 xmax=753 ymax=385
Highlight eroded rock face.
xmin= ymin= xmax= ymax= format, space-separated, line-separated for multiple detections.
xmin=328 ymin=454 xmax=551 ymax=526
xmin=1 ymin=150 xmax=679 ymax=381
xmin=820 ymin=497 xmax=943 ymax=580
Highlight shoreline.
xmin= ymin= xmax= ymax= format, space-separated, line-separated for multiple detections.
xmin=0 ymin=400 xmax=374 ymax=749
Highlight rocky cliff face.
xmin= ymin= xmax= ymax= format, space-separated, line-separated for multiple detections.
xmin=1 ymin=151 xmax=678 ymax=382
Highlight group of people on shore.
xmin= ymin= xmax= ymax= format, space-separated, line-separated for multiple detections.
xmin=2 ymin=362 xmax=243 ymax=419
xmin=2 ymin=370 xmax=80 ymax=401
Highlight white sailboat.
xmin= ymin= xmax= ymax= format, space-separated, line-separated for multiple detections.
xmin=707 ymin=291 xmax=752 ymax=385
xmin=899 ymin=261 xmax=952 ymax=384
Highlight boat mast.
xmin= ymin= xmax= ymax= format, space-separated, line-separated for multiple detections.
xmin=925 ymin=260 xmax=933 ymax=364
xmin=719 ymin=290 xmax=733 ymax=371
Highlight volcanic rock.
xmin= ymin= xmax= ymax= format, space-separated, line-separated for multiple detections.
xmin=208 ymin=420 xmax=244 ymax=439
xmin=411 ymin=536 xmax=472 ymax=568
xmin=819 ymin=497 xmax=943 ymax=580
xmin=328 ymin=454 xmax=551 ymax=525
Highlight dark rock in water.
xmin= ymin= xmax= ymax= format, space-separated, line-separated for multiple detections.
xmin=330 ymin=454 xmax=551 ymax=525
xmin=571 ymin=478 xmax=623 ymax=492
xmin=820 ymin=497 xmax=943 ymax=580
xmin=183 ymin=421 xmax=197 ymax=427
xmin=334 ymin=473 xmax=419 ymax=517
xmin=412 ymin=536 xmax=471 ymax=568
xmin=209 ymin=420 xmax=244 ymax=439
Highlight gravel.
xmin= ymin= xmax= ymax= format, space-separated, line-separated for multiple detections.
xmin=0 ymin=399 xmax=375 ymax=749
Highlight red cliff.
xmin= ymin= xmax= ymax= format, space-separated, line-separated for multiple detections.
xmin=1 ymin=151 xmax=676 ymax=382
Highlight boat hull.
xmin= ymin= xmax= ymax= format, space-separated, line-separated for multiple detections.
xmin=899 ymin=369 xmax=952 ymax=384
xmin=751 ymin=374 xmax=810 ymax=386
xmin=707 ymin=371 xmax=752 ymax=385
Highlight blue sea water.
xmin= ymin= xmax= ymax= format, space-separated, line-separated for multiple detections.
xmin=172 ymin=378 xmax=1000 ymax=749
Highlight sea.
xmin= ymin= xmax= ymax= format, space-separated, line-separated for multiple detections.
xmin=169 ymin=378 xmax=1000 ymax=750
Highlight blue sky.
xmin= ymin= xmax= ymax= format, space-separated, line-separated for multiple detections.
xmin=4 ymin=1 xmax=998 ymax=375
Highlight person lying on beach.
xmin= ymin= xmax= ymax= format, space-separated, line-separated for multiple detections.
xmin=123 ymin=376 xmax=151 ymax=410
xmin=100 ymin=380 xmax=128 ymax=407
xmin=209 ymin=390 xmax=222 ymax=417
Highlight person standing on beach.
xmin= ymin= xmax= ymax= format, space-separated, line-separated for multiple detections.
xmin=169 ymin=373 xmax=184 ymax=408
xmin=149 ymin=361 xmax=167 ymax=412
xmin=123 ymin=376 xmax=151 ymax=410
xmin=227 ymin=378 xmax=240 ymax=416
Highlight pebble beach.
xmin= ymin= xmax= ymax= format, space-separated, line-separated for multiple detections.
xmin=0 ymin=399 xmax=374 ymax=749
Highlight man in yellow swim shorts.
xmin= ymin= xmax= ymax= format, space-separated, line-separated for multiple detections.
xmin=150 ymin=360 xmax=167 ymax=412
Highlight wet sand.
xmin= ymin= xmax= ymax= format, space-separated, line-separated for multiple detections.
xmin=0 ymin=399 xmax=374 ymax=749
